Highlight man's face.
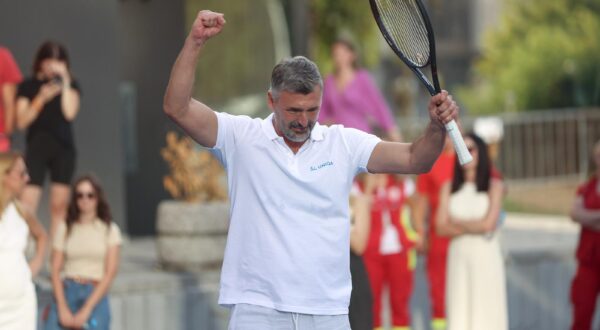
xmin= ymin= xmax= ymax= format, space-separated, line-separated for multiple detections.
xmin=268 ymin=87 xmax=322 ymax=143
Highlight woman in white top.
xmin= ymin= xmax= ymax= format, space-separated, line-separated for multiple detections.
xmin=0 ymin=151 xmax=48 ymax=330
xmin=436 ymin=133 xmax=507 ymax=330
xmin=45 ymin=174 xmax=121 ymax=330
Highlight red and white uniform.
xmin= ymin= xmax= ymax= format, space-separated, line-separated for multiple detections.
xmin=362 ymin=175 xmax=417 ymax=329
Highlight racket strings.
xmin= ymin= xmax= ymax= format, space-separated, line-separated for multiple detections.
xmin=375 ymin=0 xmax=430 ymax=67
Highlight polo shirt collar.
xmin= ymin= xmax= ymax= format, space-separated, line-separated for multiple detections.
xmin=262 ymin=113 xmax=324 ymax=142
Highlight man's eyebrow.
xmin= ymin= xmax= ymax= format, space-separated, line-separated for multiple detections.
xmin=287 ymin=106 xmax=319 ymax=112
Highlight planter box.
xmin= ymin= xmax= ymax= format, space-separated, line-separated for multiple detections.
xmin=156 ymin=200 xmax=230 ymax=271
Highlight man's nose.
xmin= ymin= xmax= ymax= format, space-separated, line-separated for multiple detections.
xmin=297 ymin=112 xmax=308 ymax=126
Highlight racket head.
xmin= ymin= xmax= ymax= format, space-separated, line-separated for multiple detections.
xmin=369 ymin=0 xmax=440 ymax=93
xmin=370 ymin=0 xmax=471 ymax=165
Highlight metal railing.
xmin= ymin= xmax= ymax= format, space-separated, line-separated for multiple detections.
xmin=397 ymin=108 xmax=600 ymax=181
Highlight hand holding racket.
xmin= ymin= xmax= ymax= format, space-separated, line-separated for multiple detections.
xmin=370 ymin=0 xmax=472 ymax=165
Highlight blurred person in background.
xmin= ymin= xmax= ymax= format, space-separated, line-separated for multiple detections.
xmin=45 ymin=175 xmax=121 ymax=330
xmin=435 ymin=133 xmax=507 ymax=330
xmin=349 ymin=176 xmax=373 ymax=330
xmin=16 ymin=41 xmax=81 ymax=238
xmin=412 ymin=135 xmax=455 ymax=330
xmin=570 ymin=139 xmax=600 ymax=330
xmin=0 ymin=151 xmax=48 ymax=330
xmin=319 ymin=39 xmax=402 ymax=142
xmin=414 ymin=132 xmax=505 ymax=330
xmin=361 ymin=173 xmax=418 ymax=330
xmin=0 ymin=46 xmax=23 ymax=151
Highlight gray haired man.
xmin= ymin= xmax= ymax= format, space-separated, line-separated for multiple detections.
xmin=163 ymin=9 xmax=460 ymax=330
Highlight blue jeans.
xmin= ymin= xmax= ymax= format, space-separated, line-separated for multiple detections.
xmin=44 ymin=279 xmax=110 ymax=330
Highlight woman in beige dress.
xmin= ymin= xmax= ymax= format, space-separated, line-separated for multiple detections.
xmin=436 ymin=133 xmax=507 ymax=330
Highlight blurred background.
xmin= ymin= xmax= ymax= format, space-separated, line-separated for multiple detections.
xmin=1 ymin=0 xmax=599 ymax=329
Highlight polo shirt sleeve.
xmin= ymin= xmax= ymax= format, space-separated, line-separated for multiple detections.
xmin=212 ymin=112 xmax=253 ymax=168
xmin=341 ymin=127 xmax=381 ymax=174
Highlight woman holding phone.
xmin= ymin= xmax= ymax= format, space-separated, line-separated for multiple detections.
xmin=16 ymin=41 xmax=81 ymax=238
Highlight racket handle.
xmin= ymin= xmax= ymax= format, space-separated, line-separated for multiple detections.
xmin=444 ymin=120 xmax=472 ymax=165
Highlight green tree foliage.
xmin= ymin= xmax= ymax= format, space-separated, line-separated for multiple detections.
xmin=310 ymin=0 xmax=381 ymax=74
xmin=458 ymin=0 xmax=600 ymax=113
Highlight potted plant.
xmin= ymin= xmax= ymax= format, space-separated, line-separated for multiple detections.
xmin=156 ymin=132 xmax=229 ymax=271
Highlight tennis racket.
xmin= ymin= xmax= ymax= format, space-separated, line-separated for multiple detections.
xmin=369 ymin=0 xmax=472 ymax=165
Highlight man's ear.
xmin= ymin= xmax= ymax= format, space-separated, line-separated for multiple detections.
xmin=267 ymin=91 xmax=275 ymax=111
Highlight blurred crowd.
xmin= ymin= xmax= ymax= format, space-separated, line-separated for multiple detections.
xmin=325 ymin=39 xmax=600 ymax=330
xmin=0 ymin=43 xmax=121 ymax=330
xmin=1 ymin=35 xmax=599 ymax=330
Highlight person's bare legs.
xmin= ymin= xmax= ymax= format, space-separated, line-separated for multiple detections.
xmin=21 ymin=184 xmax=43 ymax=217
xmin=49 ymin=183 xmax=70 ymax=238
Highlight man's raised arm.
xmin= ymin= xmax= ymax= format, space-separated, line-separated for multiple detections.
xmin=368 ymin=91 xmax=458 ymax=174
xmin=163 ymin=10 xmax=226 ymax=148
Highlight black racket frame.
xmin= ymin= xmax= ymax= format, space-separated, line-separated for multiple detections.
xmin=369 ymin=0 xmax=441 ymax=96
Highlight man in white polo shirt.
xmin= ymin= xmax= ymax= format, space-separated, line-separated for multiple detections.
xmin=163 ymin=10 xmax=461 ymax=330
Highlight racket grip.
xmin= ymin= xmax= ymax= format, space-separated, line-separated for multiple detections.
xmin=444 ymin=120 xmax=472 ymax=165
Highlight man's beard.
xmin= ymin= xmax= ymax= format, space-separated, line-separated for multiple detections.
xmin=281 ymin=120 xmax=315 ymax=143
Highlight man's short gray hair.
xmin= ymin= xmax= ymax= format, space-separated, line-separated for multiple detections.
xmin=270 ymin=56 xmax=323 ymax=99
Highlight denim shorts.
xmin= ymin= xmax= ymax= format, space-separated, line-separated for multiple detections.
xmin=44 ymin=279 xmax=110 ymax=330
xmin=228 ymin=303 xmax=350 ymax=330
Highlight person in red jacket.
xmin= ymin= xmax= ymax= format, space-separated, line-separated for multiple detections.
xmin=570 ymin=140 xmax=600 ymax=330
xmin=361 ymin=173 xmax=418 ymax=330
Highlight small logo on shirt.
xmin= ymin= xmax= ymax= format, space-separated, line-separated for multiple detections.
xmin=310 ymin=161 xmax=334 ymax=172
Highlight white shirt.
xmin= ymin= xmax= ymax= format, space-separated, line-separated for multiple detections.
xmin=212 ymin=112 xmax=380 ymax=315
xmin=377 ymin=177 xmax=414 ymax=255
xmin=0 ymin=203 xmax=28 ymax=254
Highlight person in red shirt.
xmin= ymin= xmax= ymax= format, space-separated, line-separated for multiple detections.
xmin=414 ymin=137 xmax=454 ymax=330
xmin=0 ymin=47 xmax=23 ymax=151
xmin=570 ymin=140 xmax=600 ymax=330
